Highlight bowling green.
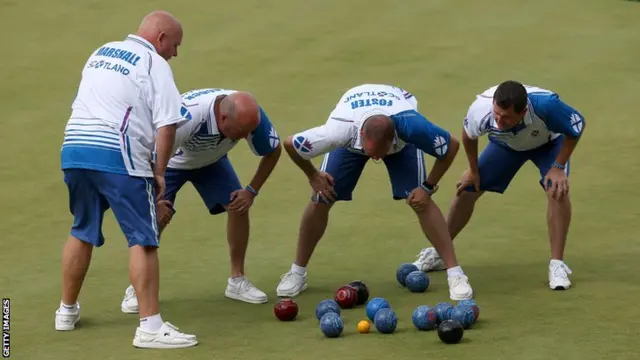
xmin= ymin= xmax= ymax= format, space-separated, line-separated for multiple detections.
xmin=2 ymin=0 xmax=639 ymax=359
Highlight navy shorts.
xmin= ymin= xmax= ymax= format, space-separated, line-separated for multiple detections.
xmin=63 ymin=169 xmax=159 ymax=248
xmin=314 ymin=144 xmax=427 ymax=203
xmin=164 ymin=155 xmax=242 ymax=215
xmin=465 ymin=137 xmax=570 ymax=194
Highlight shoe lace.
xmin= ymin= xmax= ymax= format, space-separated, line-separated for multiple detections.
xmin=551 ymin=263 xmax=572 ymax=278
xmin=280 ymin=271 xmax=302 ymax=283
xmin=449 ymin=274 xmax=468 ymax=287
xmin=124 ymin=285 xmax=136 ymax=299
xmin=238 ymin=278 xmax=255 ymax=291
xmin=416 ymin=248 xmax=432 ymax=261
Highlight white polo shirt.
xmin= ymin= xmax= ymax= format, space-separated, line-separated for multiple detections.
xmin=61 ymin=34 xmax=186 ymax=177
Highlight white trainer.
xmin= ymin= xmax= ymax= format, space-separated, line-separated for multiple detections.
xmin=549 ymin=261 xmax=572 ymax=290
xmin=413 ymin=247 xmax=446 ymax=272
xmin=132 ymin=321 xmax=198 ymax=349
xmin=224 ymin=277 xmax=268 ymax=304
xmin=121 ymin=285 xmax=139 ymax=314
xmin=448 ymin=274 xmax=474 ymax=300
xmin=54 ymin=303 xmax=81 ymax=331
xmin=276 ymin=271 xmax=308 ymax=297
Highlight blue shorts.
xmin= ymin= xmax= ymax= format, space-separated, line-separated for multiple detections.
xmin=314 ymin=144 xmax=427 ymax=203
xmin=465 ymin=137 xmax=570 ymax=194
xmin=63 ymin=169 xmax=159 ymax=248
xmin=165 ymin=155 xmax=242 ymax=215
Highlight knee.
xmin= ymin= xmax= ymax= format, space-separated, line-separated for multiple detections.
xmin=456 ymin=190 xmax=483 ymax=205
xmin=546 ymin=191 xmax=571 ymax=204
xmin=406 ymin=197 xmax=435 ymax=215
xmin=307 ymin=200 xmax=333 ymax=213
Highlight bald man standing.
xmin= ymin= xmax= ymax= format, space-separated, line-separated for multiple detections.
xmin=277 ymin=84 xmax=474 ymax=301
xmin=57 ymin=11 xmax=198 ymax=348
xmin=120 ymin=87 xmax=282 ymax=311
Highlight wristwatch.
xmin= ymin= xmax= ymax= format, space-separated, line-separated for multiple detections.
xmin=420 ymin=181 xmax=439 ymax=196
xmin=551 ymin=162 xmax=566 ymax=170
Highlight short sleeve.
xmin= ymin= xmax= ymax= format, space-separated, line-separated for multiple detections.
xmin=392 ymin=110 xmax=452 ymax=159
xmin=247 ymin=107 xmax=280 ymax=156
xmin=529 ymin=93 xmax=585 ymax=138
xmin=291 ymin=118 xmax=354 ymax=160
xmin=463 ymin=98 xmax=492 ymax=139
xmin=148 ymin=56 xmax=186 ymax=129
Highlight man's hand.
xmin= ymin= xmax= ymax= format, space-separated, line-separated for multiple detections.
xmin=456 ymin=169 xmax=480 ymax=195
xmin=156 ymin=199 xmax=175 ymax=234
xmin=309 ymin=171 xmax=336 ymax=203
xmin=228 ymin=189 xmax=255 ymax=214
xmin=544 ymin=167 xmax=569 ymax=200
xmin=407 ymin=187 xmax=432 ymax=212
xmin=153 ymin=174 xmax=166 ymax=202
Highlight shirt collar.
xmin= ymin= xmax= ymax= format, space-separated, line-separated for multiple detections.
xmin=124 ymin=34 xmax=157 ymax=53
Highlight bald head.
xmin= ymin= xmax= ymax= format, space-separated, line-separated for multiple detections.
xmin=136 ymin=10 xmax=183 ymax=61
xmin=218 ymin=92 xmax=261 ymax=140
xmin=361 ymin=115 xmax=395 ymax=159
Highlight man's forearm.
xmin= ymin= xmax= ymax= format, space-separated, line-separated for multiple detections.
xmin=154 ymin=124 xmax=177 ymax=176
xmin=554 ymin=136 xmax=579 ymax=165
xmin=462 ymin=129 xmax=479 ymax=173
xmin=284 ymin=136 xmax=318 ymax=178
xmin=426 ymin=136 xmax=459 ymax=185
xmin=248 ymin=146 xmax=282 ymax=192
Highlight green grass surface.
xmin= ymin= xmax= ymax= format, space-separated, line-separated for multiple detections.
xmin=2 ymin=0 xmax=640 ymax=359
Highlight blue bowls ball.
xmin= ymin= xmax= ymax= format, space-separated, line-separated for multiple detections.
xmin=405 ymin=271 xmax=429 ymax=293
xmin=451 ymin=305 xmax=476 ymax=329
xmin=319 ymin=312 xmax=344 ymax=338
xmin=456 ymin=299 xmax=477 ymax=308
xmin=315 ymin=299 xmax=341 ymax=320
xmin=434 ymin=302 xmax=455 ymax=324
xmin=374 ymin=308 xmax=398 ymax=334
xmin=412 ymin=305 xmax=438 ymax=330
xmin=396 ymin=263 xmax=419 ymax=286
xmin=366 ymin=297 xmax=390 ymax=321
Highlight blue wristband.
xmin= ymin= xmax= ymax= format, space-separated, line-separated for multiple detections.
xmin=245 ymin=185 xmax=258 ymax=196
xmin=551 ymin=162 xmax=565 ymax=170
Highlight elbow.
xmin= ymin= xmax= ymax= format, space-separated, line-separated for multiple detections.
xmin=283 ymin=135 xmax=294 ymax=151
xmin=447 ymin=135 xmax=460 ymax=159
xmin=270 ymin=141 xmax=283 ymax=160
xmin=283 ymin=136 xmax=298 ymax=158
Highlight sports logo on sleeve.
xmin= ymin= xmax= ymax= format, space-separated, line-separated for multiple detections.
xmin=180 ymin=104 xmax=192 ymax=120
xmin=269 ymin=126 xmax=279 ymax=148
xmin=293 ymin=136 xmax=313 ymax=153
xmin=570 ymin=113 xmax=583 ymax=134
xmin=433 ymin=136 xmax=448 ymax=156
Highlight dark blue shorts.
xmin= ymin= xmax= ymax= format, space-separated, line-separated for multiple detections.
xmin=63 ymin=169 xmax=159 ymax=248
xmin=465 ymin=137 xmax=570 ymax=194
xmin=313 ymin=144 xmax=427 ymax=203
xmin=165 ymin=155 xmax=242 ymax=215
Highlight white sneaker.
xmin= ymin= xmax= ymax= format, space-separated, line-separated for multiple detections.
xmin=413 ymin=247 xmax=446 ymax=272
xmin=55 ymin=303 xmax=81 ymax=331
xmin=549 ymin=261 xmax=572 ymax=290
xmin=448 ymin=274 xmax=474 ymax=300
xmin=132 ymin=321 xmax=198 ymax=349
xmin=225 ymin=277 xmax=268 ymax=304
xmin=276 ymin=271 xmax=308 ymax=297
xmin=121 ymin=285 xmax=139 ymax=314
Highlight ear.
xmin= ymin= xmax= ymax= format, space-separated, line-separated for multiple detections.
xmin=157 ymin=31 xmax=166 ymax=43
xmin=519 ymin=106 xmax=528 ymax=116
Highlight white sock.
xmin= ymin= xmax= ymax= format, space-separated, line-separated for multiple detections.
xmin=229 ymin=276 xmax=245 ymax=284
xmin=291 ymin=263 xmax=306 ymax=275
xmin=550 ymin=259 xmax=564 ymax=267
xmin=446 ymin=266 xmax=464 ymax=278
xmin=140 ymin=313 xmax=163 ymax=332
xmin=59 ymin=301 xmax=78 ymax=314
